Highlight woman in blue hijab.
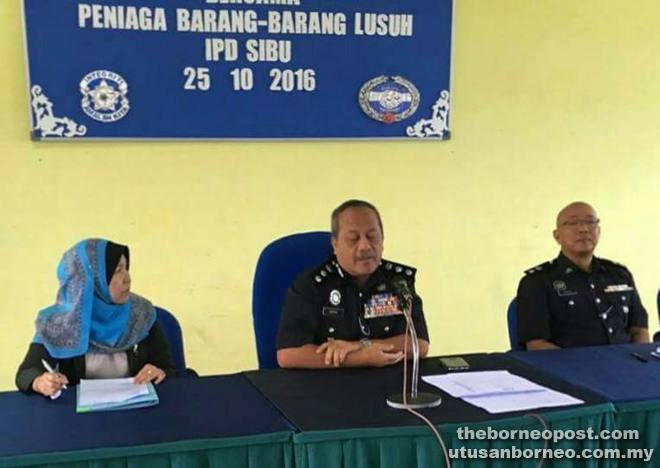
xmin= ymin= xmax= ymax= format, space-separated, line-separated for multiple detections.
xmin=16 ymin=239 xmax=177 ymax=396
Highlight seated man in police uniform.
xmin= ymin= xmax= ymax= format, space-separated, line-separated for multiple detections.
xmin=277 ymin=200 xmax=429 ymax=369
xmin=517 ymin=201 xmax=649 ymax=350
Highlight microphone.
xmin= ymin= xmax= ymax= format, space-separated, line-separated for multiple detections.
xmin=391 ymin=276 xmax=413 ymax=298
xmin=386 ymin=275 xmax=442 ymax=410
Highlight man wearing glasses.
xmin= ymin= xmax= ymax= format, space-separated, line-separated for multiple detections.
xmin=517 ymin=201 xmax=649 ymax=350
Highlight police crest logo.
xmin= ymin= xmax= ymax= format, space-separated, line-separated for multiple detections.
xmin=359 ymin=76 xmax=420 ymax=124
xmin=553 ymin=280 xmax=577 ymax=297
xmin=80 ymin=71 xmax=130 ymax=123
xmin=329 ymin=290 xmax=342 ymax=306
xmin=553 ymin=280 xmax=567 ymax=294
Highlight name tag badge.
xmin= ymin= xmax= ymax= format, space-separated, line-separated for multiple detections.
xmin=322 ymin=307 xmax=345 ymax=317
xmin=604 ymin=284 xmax=635 ymax=293
xmin=364 ymin=293 xmax=403 ymax=319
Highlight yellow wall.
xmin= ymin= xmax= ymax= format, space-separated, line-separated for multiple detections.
xmin=2 ymin=0 xmax=659 ymax=391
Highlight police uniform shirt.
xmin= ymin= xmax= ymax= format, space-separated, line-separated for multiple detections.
xmin=276 ymin=255 xmax=429 ymax=349
xmin=516 ymin=252 xmax=648 ymax=348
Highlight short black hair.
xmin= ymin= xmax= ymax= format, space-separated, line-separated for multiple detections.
xmin=331 ymin=200 xmax=383 ymax=238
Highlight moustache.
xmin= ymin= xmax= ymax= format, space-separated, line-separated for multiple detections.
xmin=355 ymin=254 xmax=376 ymax=261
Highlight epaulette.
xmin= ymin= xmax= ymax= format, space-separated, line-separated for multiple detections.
xmin=382 ymin=259 xmax=416 ymax=278
xmin=312 ymin=260 xmax=340 ymax=284
xmin=599 ymin=258 xmax=630 ymax=272
xmin=524 ymin=259 xmax=554 ymax=276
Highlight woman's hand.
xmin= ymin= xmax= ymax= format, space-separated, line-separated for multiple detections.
xmin=32 ymin=372 xmax=68 ymax=397
xmin=134 ymin=364 xmax=166 ymax=385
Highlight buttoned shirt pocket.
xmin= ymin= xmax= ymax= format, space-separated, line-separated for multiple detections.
xmin=365 ymin=316 xmax=400 ymax=339
xmin=319 ymin=308 xmax=353 ymax=342
xmin=604 ymin=291 xmax=630 ymax=330
xmin=549 ymin=293 xmax=590 ymax=327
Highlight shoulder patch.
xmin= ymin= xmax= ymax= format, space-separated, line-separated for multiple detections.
xmin=382 ymin=259 xmax=416 ymax=278
xmin=524 ymin=260 xmax=554 ymax=276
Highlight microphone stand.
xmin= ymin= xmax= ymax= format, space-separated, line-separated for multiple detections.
xmin=386 ymin=292 xmax=442 ymax=409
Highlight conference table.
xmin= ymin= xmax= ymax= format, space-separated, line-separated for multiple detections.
xmin=0 ymin=373 xmax=294 ymax=468
xmin=246 ymin=353 xmax=615 ymax=468
xmin=5 ymin=349 xmax=655 ymax=468
xmin=510 ymin=343 xmax=660 ymax=467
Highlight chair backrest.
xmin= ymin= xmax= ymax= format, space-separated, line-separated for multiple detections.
xmin=252 ymin=231 xmax=333 ymax=369
xmin=507 ymin=298 xmax=523 ymax=351
xmin=155 ymin=306 xmax=187 ymax=377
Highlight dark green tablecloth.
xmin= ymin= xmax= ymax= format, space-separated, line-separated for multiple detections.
xmin=0 ymin=432 xmax=293 ymax=468
xmin=291 ymin=404 xmax=617 ymax=468
xmin=611 ymin=400 xmax=660 ymax=468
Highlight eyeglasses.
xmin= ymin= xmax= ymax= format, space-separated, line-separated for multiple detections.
xmin=561 ymin=218 xmax=600 ymax=229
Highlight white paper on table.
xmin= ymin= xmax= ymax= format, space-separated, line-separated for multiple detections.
xmin=79 ymin=378 xmax=149 ymax=406
xmin=463 ymin=388 xmax=584 ymax=414
xmin=422 ymin=371 xmax=547 ymax=398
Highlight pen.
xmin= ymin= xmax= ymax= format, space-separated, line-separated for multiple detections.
xmin=41 ymin=359 xmax=67 ymax=389
xmin=630 ymin=352 xmax=648 ymax=363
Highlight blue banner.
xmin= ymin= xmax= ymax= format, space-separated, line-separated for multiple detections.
xmin=22 ymin=0 xmax=453 ymax=140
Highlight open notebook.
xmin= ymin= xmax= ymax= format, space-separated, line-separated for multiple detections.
xmin=76 ymin=378 xmax=159 ymax=413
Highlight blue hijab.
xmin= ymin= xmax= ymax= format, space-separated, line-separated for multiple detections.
xmin=34 ymin=239 xmax=156 ymax=359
